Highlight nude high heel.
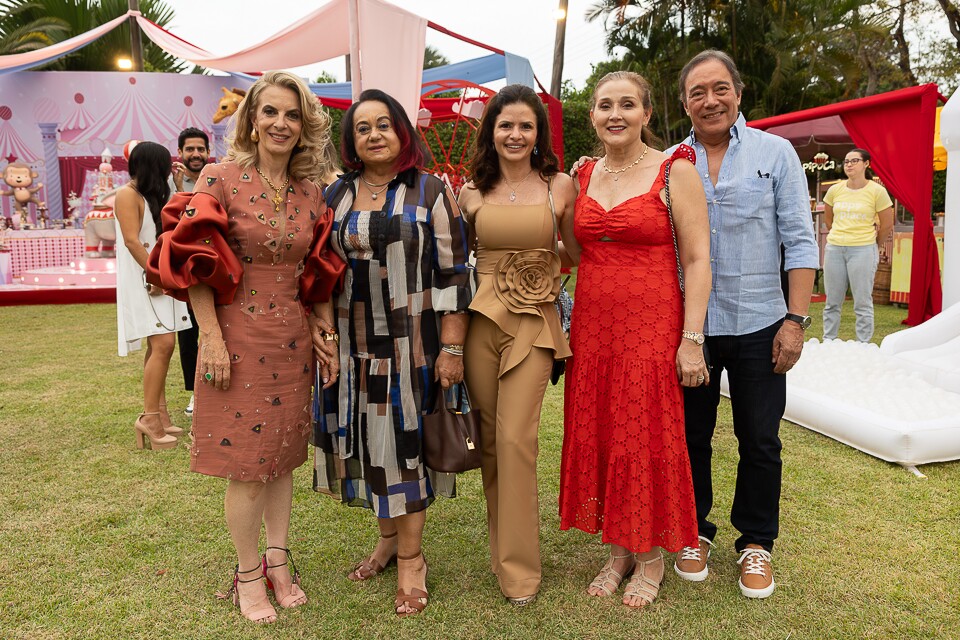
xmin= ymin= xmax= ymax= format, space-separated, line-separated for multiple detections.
xmin=134 ymin=412 xmax=178 ymax=450
xmin=158 ymin=403 xmax=184 ymax=436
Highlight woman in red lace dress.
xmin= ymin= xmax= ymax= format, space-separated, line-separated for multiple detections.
xmin=558 ymin=71 xmax=712 ymax=608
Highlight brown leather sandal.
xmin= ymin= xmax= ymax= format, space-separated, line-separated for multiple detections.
xmin=394 ymin=551 xmax=429 ymax=618
xmin=348 ymin=531 xmax=398 ymax=582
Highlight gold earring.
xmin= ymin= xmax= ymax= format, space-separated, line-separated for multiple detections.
xmin=296 ymin=138 xmax=305 ymax=149
xmin=251 ymin=128 xmax=259 ymax=142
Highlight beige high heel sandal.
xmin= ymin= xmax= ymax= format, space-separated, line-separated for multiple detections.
xmin=218 ymin=565 xmax=277 ymax=624
xmin=133 ymin=412 xmax=178 ymax=450
xmin=157 ymin=403 xmax=184 ymax=436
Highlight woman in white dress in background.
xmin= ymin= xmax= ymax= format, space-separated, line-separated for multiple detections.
xmin=114 ymin=141 xmax=191 ymax=450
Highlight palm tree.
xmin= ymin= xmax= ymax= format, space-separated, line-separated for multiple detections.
xmin=423 ymin=45 xmax=449 ymax=70
xmin=0 ymin=0 xmax=187 ymax=72
xmin=0 ymin=1 xmax=69 ymax=55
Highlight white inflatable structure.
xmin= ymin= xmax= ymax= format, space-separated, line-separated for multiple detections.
xmin=770 ymin=302 xmax=960 ymax=475
xmin=772 ymin=88 xmax=960 ymax=475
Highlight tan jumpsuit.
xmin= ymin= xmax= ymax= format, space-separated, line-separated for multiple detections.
xmin=463 ymin=199 xmax=571 ymax=598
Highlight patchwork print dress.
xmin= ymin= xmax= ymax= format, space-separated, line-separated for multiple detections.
xmin=313 ymin=169 xmax=473 ymax=518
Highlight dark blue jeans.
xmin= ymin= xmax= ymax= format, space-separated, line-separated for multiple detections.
xmin=682 ymin=321 xmax=785 ymax=553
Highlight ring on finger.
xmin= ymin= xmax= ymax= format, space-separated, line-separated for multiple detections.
xmin=204 ymin=372 xmax=213 ymax=381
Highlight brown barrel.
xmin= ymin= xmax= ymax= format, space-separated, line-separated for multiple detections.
xmin=873 ymin=260 xmax=892 ymax=305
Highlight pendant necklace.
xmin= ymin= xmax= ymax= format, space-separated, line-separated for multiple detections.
xmin=255 ymin=166 xmax=290 ymax=212
xmin=503 ymin=169 xmax=534 ymax=201
xmin=601 ymin=144 xmax=649 ymax=182
xmin=360 ymin=173 xmax=394 ymax=200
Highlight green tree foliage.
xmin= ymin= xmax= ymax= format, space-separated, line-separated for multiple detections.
xmin=423 ymin=45 xmax=450 ymax=69
xmin=0 ymin=0 xmax=69 ymax=54
xmin=0 ymin=0 xmax=187 ymax=72
xmin=578 ymin=0 xmax=927 ymax=145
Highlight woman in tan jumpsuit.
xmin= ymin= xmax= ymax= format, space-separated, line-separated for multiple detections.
xmin=459 ymin=84 xmax=575 ymax=605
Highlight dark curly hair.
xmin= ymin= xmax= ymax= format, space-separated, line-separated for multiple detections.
xmin=468 ymin=84 xmax=559 ymax=195
xmin=127 ymin=141 xmax=171 ymax=240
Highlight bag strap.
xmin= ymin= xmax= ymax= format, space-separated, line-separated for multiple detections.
xmin=663 ymin=160 xmax=684 ymax=293
xmin=547 ymin=175 xmax=559 ymax=254
xmin=435 ymin=382 xmax=474 ymax=414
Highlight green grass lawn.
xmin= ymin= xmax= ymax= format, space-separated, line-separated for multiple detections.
xmin=1 ymin=300 xmax=957 ymax=639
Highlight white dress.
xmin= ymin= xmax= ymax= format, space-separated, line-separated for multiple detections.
xmin=115 ymin=196 xmax=191 ymax=356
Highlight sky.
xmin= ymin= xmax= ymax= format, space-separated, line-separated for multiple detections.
xmin=159 ymin=0 xmax=612 ymax=90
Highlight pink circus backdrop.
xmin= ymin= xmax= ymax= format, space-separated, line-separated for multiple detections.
xmin=0 ymin=71 xmax=251 ymax=221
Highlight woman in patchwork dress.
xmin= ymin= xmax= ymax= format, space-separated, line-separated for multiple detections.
xmin=313 ymin=89 xmax=473 ymax=617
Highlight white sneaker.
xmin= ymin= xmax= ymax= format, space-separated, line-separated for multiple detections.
xmin=674 ymin=535 xmax=712 ymax=582
xmin=184 ymin=393 xmax=194 ymax=416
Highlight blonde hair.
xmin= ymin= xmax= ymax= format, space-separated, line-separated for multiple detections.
xmin=226 ymin=71 xmax=334 ymax=183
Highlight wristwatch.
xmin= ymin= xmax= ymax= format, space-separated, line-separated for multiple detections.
xmin=784 ymin=313 xmax=812 ymax=330
xmin=682 ymin=330 xmax=705 ymax=345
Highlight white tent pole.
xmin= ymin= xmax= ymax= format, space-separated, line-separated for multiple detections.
xmin=348 ymin=0 xmax=362 ymax=101
xmin=941 ymin=87 xmax=960 ymax=308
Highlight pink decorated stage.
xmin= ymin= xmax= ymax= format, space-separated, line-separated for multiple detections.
xmin=0 ymin=255 xmax=116 ymax=306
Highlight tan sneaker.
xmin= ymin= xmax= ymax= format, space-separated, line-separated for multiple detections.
xmin=737 ymin=544 xmax=775 ymax=598
xmin=674 ymin=535 xmax=712 ymax=582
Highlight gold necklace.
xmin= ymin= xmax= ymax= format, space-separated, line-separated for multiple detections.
xmin=503 ymin=169 xmax=534 ymax=201
xmin=601 ymin=144 xmax=649 ymax=182
xmin=255 ymin=166 xmax=290 ymax=212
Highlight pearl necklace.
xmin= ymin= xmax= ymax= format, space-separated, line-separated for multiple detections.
xmin=601 ymin=144 xmax=649 ymax=181
xmin=503 ymin=169 xmax=534 ymax=202
xmin=254 ymin=166 xmax=289 ymax=212
xmin=360 ymin=173 xmax=395 ymax=200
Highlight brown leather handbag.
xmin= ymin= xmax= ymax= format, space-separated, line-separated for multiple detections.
xmin=423 ymin=384 xmax=482 ymax=473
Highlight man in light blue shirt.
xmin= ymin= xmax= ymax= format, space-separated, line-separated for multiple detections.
xmin=668 ymin=50 xmax=819 ymax=599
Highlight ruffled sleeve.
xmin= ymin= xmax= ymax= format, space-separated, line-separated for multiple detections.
xmin=146 ymin=164 xmax=243 ymax=305
xmin=299 ymin=188 xmax=346 ymax=305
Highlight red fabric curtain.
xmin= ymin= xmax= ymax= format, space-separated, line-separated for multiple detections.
xmin=750 ymin=85 xmax=942 ymax=325
xmin=840 ymin=86 xmax=941 ymax=324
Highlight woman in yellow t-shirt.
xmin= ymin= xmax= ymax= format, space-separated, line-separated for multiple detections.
xmin=822 ymin=148 xmax=894 ymax=342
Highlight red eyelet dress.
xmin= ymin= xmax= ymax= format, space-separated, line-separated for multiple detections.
xmin=559 ymin=145 xmax=699 ymax=552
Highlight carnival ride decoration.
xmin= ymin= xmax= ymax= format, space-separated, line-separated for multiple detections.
xmin=1 ymin=162 xmax=43 ymax=228
xmin=417 ymin=80 xmax=494 ymax=194
xmin=212 ymin=87 xmax=246 ymax=124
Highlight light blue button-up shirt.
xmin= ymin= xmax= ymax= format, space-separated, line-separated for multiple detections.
xmin=669 ymin=113 xmax=819 ymax=336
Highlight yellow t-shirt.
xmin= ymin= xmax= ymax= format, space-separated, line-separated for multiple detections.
xmin=824 ymin=180 xmax=893 ymax=246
